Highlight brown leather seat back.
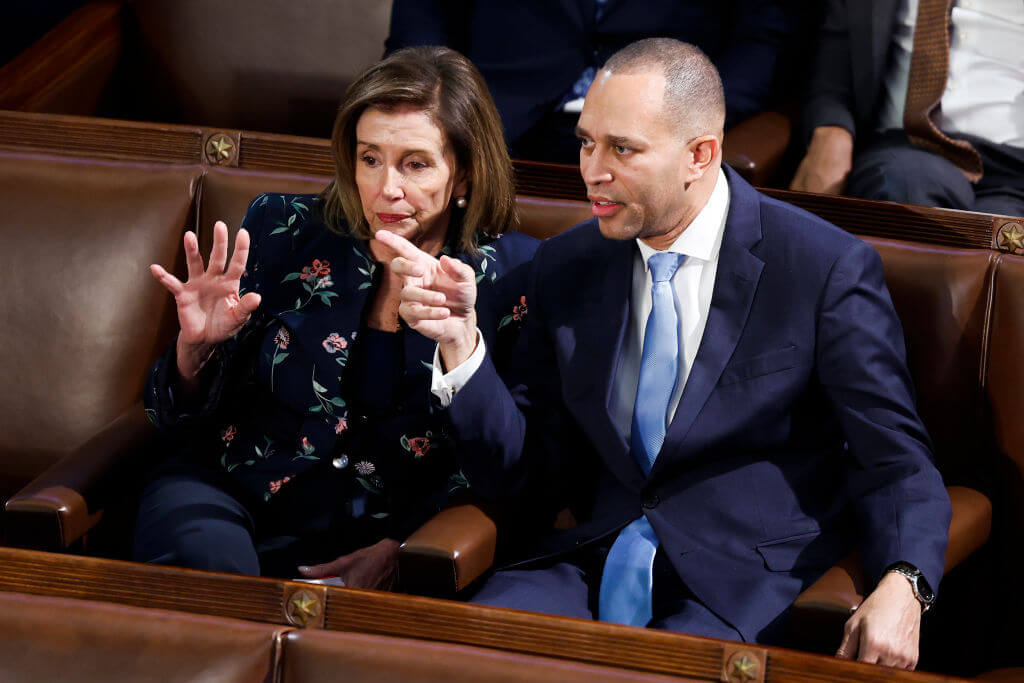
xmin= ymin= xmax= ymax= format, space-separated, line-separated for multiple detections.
xmin=515 ymin=196 xmax=591 ymax=241
xmin=986 ymin=255 xmax=1024 ymax=587
xmin=122 ymin=0 xmax=392 ymax=137
xmin=0 ymin=591 xmax=283 ymax=681
xmin=0 ymin=153 xmax=200 ymax=498
xmin=866 ymin=237 xmax=995 ymax=488
xmin=279 ymin=629 xmax=681 ymax=682
xmin=197 ymin=167 xmax=330 ymax=253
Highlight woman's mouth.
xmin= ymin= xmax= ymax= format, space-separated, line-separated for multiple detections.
xmin=376 ymin=213 xmax=410 ymax=224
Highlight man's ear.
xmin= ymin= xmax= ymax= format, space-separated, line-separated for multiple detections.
xmin=685 ymin=135 xmax=721 ymax=182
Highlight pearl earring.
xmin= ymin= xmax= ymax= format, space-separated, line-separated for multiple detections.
xmin=455 ymin=196 xmax=467 ymax=208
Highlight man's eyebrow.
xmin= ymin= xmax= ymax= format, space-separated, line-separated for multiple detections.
xmin=574 ymin=126 xmax=589 ymax=139
xmin=607 ymin=135 xmax=641 ymax=148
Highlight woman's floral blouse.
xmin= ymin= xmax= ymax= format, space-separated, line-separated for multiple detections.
xmin=145 ymin=193 xmax=537 ymax=541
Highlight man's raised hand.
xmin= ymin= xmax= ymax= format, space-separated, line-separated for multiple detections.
xmin=150 ymin=221 xmax=261 ymax=382
xmin=374 ymin=229 xmax=478 ymax=370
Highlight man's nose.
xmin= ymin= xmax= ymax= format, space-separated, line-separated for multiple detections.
xmin=581 ymin=148 xmax=612 ymax=186
xmin=382 ymin=166 xmax=405 ymax=200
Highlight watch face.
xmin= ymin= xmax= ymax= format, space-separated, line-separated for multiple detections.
xmin=916 ymin=574 xmax=935 ymax=603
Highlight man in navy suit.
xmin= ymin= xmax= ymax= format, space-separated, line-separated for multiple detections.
xmin=379 ymin=39 xmax=951 ymax=669
xmin=386 ymin=0 xmax=809 ymax=163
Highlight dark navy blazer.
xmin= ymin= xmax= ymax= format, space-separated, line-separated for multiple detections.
xmin=445 ymin=166 xmax=951 ymax=643
xmin=387 ymin=0 xmax=806 ymax=143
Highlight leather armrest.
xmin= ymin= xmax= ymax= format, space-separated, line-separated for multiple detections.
xmin=790 ymin=486 xmax=992 ymax=648
xmin=398 ymin=504 xmax=497 ymax=597
xmin=4 ymin=401 xmax=156 ymax=551
xmin=722 ymin=110 xmax=792 ymax=188
xmin=0 ymin=1 xmax=123 ymax=112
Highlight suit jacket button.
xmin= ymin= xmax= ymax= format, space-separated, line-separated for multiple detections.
xmin=642 ymin=494 xmax=660 ymax=509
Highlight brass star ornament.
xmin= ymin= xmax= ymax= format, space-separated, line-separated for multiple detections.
xmin=998 ymin=223 xmax=1024 ymax=254
xmin=729 ymin=655 xmax=758 ymax=682
xmin=205 ymin=134 xmax=234 ymax=164
xmin=287 ymin=590 xmax=322 ymax=627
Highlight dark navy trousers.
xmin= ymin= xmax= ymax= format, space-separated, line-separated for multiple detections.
xmin=848 ymin=130 xmax=1024 ymax=217
xmin=133 ymin=455 xmax=351 ymax=578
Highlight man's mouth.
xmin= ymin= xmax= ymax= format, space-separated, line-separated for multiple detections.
xmin=590 ymin=198 xmax=622 ymax=217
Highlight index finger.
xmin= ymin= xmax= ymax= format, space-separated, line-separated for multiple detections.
xmin=374 ymin=229 xmax=435 ymax=264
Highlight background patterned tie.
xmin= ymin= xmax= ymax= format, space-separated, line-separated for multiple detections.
xmin=565 ymin=0 xmax=610 ymax=103
xmin=903 ymin=0 xmax=983 ymax=181
xmin=599 ymin=251 xmax=685 ymax=626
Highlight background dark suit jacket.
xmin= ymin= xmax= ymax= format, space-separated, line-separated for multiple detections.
xmin=802 ymin=0 xmax=903 ymax=147
xmin=444 ymin=166 xmax=951 ymax=643
xmin=388 ymin=0 xmax=806 ymax=147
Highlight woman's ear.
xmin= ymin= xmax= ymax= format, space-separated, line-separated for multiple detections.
xmin=453 ymin=169 xmax=469 ymax=202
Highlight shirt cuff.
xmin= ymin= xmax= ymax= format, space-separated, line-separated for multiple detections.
xmin=430 ymin=329 xmax=486 ymax=407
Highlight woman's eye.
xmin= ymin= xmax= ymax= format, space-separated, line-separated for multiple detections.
xmin=360 ymin=155 xmax=378 ymax=167
xmin=408 ymin=161 xmax=428 ymax=170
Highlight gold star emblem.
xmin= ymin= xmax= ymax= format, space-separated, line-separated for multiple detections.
xmin=205 ymin=134 xmax=234 ymax=164
xmin=286 ymin=590 xmax=321 ymax=627
xmin=998 ymin=223 xmax=1024 ymax=254
xmin=729 ymin=655 xmax=758 ymax=682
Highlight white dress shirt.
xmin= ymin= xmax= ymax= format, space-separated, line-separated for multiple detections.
xmin=609 ymin=169 xmax=729 ymax=441
xmin=877 ymin=0 xmax=1024 ymax=149
xmin=433 ymin=168 xmax=731 ymax=449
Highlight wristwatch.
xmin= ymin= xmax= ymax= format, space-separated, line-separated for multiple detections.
xmin=886 ymin=562 xmax=935 ymax=613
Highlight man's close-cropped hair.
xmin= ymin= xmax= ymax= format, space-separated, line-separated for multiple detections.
xmin=603 ymin=38 xmax=726 ymax=140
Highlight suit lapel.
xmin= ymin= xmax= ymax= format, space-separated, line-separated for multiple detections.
xmin=652 ymin=167 xmax=764 ymax=474
xmin=562 ymin=232 xmax=642 ymax=490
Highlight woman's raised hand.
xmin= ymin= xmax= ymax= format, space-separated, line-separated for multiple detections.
xmin=150 ymin=221 xmax=261 ymax=382
xmin=374 ymin=229 xmax=479 ymax=370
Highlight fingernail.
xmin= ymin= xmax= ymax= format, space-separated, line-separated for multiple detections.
xmin=297 ymin=566 xmax=311 ymax=574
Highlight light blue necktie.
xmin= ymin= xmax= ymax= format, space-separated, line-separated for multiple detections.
xmin=598 ymin=251 xmax=685 ymax=627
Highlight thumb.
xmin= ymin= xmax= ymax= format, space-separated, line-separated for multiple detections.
xmin=235 ymin=292 xmax=262 ymax=320
xmin=440 ymin=255 xmax=475 ymax=283
xmin=835 ymin=619 xmax=860 ymax=660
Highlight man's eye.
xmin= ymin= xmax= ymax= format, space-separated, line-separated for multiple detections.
xmin=579 ymin=137 xmax=593 ymax=148
xmin=614 ymin=145 xmax=630 ymax=155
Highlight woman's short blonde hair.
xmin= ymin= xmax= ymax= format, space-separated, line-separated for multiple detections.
xmin=322 ymin=46 xmax=518 ymax=252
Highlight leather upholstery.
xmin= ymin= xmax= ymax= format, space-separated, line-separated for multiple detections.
xmin=515 ymin=196 xmax=591 ymax=241
xmin=864 ymin=238 xmax=995 ymax=490
xmin=0 ymin=153 xmax=200 ymax=500
xmin=279 ymin=629 xmax=683 ymax=682
xmin=399 ymin=504 xmax=497 ymax=595
xmin=124 ymin=0 xmax=392 ymax=137
xmin=197 ymin=167 xmax=329 ymax=253
xmin=988 ymin=255 xmax=1024 ymax=523
xmin=0 ymin=591 xmax=284 ymax=682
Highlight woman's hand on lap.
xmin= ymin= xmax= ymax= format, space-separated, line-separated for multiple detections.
xmin=297 ymin=538 xmax=400 ymax=590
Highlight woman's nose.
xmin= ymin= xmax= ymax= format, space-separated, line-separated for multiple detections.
xmin=382 ymin=167 xmax=404 ymax=200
